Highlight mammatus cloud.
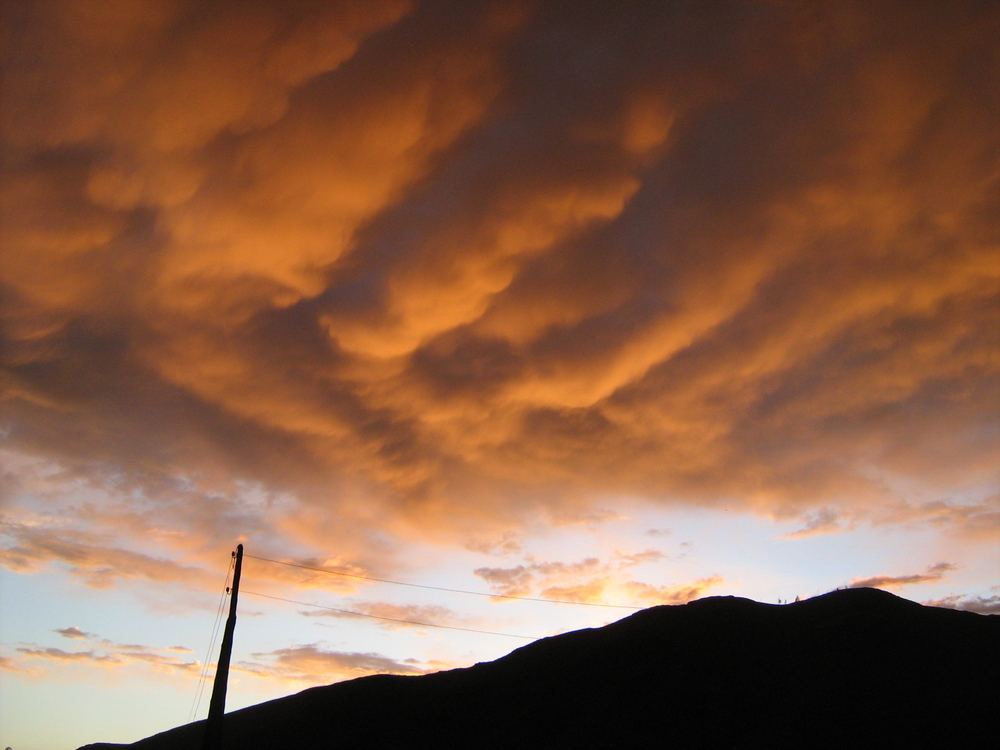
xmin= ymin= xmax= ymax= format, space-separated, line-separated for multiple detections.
xmin=848 ymin=562 xmax=957 ymax=590
xmin=1 ymin=0 xmax=998 ymax=572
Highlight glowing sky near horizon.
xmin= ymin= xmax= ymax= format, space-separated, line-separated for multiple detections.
xmin=1 ymin=1 xmax=998 ymax=748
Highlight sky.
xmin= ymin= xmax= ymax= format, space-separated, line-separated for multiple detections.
xmin=1 ymin=0 xmax=998 ymax=747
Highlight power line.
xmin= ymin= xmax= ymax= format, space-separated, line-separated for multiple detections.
xmin=244 ymin=554 xmax=640 ymax=610
xmin=242 ymin=590 xmax=536 ymax=640
xmin=190 ymin=555 xmax=234 ymax=723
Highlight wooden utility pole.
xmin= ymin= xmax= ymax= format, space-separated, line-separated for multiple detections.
xmin=203 ymin=543 xmax=243 ymax=750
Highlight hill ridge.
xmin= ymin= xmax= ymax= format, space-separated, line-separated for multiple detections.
xmin=80 ymin=588 xmax=999 ymax=749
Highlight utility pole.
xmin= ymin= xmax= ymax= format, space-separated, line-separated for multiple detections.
xmin=203 ymin=543 xmax=243 ymax=750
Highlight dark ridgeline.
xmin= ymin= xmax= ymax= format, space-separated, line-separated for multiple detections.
xmin=79 ymin=588 xmax=998 ymax=749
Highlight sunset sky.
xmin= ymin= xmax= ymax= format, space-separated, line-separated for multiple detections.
xmin=1 ymin=1 xmax=998 ymax=748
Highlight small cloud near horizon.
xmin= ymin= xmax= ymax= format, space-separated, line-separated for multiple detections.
xmin=238 ymin=644 xmax=444 ymax=685
xmin=849 ymin=562 xmax=957 ymax=590
xmin=922 ymin=594 xmax=1000 ymax=615
xmin=54 ymin=626 xmax=96 ymax=640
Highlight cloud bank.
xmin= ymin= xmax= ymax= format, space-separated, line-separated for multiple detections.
xmin=2 ymin=0 xmax=997 ymax=570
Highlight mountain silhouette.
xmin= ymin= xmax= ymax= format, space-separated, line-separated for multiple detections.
xmin=79 ymin=588 xmax=998 ymax=748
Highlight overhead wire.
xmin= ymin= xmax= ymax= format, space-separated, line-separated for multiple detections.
xmin=189 ymin=554 xmax=234 ymax=723
xmin=191 ymin=557 xmax=232 ymax=721
xmin=189 ymin=548 xmax=638 ymax=697
xmin=242 ymin=590 xmax=536 ymax=640
xmin=244 ymin=554 xmax=641 ymax=610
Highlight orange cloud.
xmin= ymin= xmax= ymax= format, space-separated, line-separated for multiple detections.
xmin=539 ymin=578 xmax=610 ymax=604
xmin=2 ymin=0 xmax=997 ymax=573
xmin=614 ymin=550 xmax=666 ymax=567
xmin=1 ymin=618 xmax=441 ymax=705
xmin=623 ymin=576 xmax=725 ymax=605
xmin=13 ymin=635 xmax=199 ymax=674
xmin=298 ymin=600 xmax=460 ymax=632
xmin=475 ymin=558 xmax=602 ymax=598
xmin=473 ymin=554 xmax=716 ymax=608
xmin=0 ymin=654 xmax=42 ymax=675
xmin=4 ymin=623 xmax=201 ymax=685
xmin=237 ymin=644 xmax=440 ymax=684
xmin=849 ymin=562 xmax=957 ymax=590
xmin=0 ymin=518 xmax=211 ymax=589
